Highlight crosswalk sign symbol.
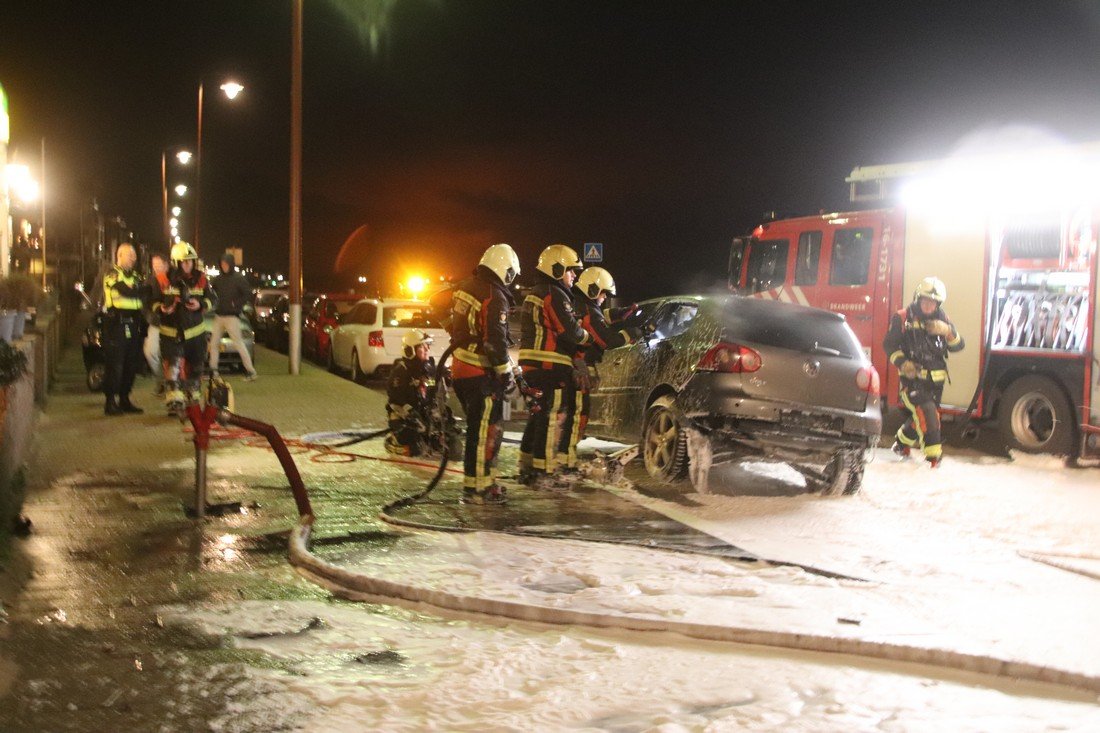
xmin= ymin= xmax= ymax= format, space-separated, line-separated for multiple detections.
xmin=583 ymin=242 xmax=603 ymax=262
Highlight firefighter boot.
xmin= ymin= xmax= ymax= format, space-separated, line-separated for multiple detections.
xmin=891 ymin=440 xmax=911 ymax=459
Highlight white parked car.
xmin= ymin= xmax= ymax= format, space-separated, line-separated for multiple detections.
xmin=328 ymin=298 xmax=450 ymax=381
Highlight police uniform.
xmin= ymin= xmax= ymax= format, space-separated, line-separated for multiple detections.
xmin=102 ymin=265 xmax=147 ymax=414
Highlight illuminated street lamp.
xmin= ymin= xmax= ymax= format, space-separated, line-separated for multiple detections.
xmin=161 ymin=148 xmax=192 ymax=246
xmin=5 ymin=163 xmax=38 ymax=202
xmin=195 ymin=79 xmax=244 ymax=258
xmin=174 ymin=183 xmax=188 ymax=197
xmin=405 ymin=274 xmax=426 ymax=299
xmin=171 ymin=205 xmax=181 ymax=216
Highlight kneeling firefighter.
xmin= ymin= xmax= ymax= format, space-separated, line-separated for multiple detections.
xmin=449 ymin=243 xmax=521 ymax=504
xmin=152 ymin=241 xmax=216 ymax=414
xmin=558 ymin=266 xmax=643 ymax=469
xmin=882 ymin=276 xmax=964 ymax=467
xmin=385 ymin=330 xmax=459 ymax=457
xmin=518 ymin=244 xmax=591 ymax=486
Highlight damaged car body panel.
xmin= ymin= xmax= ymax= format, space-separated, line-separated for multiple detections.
xmin=587 ymin=295 xmax=882 ymax=494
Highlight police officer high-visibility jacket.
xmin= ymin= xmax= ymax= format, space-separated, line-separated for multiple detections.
xmin=103 ymin=266 xmax=144 ymax=314
xmin=450 ymin=266 xmax=515 ymax=378
xmin=152 ymin=268 xmax=216 ymax=341
xmin=519 ymin=273 xmax=591 ymax=369
xmin=882 ymin=302 xmax=964 ymax=383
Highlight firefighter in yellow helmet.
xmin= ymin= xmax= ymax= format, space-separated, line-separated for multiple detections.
xmin=101 ymin=243 xmax=146 ymax=415
xmin=384 ymin=329 xmax=452 ymax=457
xmin=556 ymin=267 xmax=644 ymax=470
xmin=449 ymin=243 xmax=521 ymax=504
xmin=518 ymin=244 xmax=591 ymax=487
xmin=151 ymin=241 xmax=217 ymax=415
xmin=882 ymin=276 xmax=964 ymax=467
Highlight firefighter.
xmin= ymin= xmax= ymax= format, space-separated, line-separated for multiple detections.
xmin=518 ymin=244 xmax=591 ymax=487
xmin=450 ymin=243 xmax=521 ymax=504
xmin=882 ymin=276 xmax=964 ymax=467
xmin=152 ymin=241 xmax=216 ymax=414
xmin=557 ymin=267 xmax=644 ymax=470
xmin=385 ymin=330 xmax=439 ymax=456
xmin=101 ymin=244 xmax=146 ymax=415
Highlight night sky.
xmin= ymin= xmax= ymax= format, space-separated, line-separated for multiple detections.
xmin=4 ymin=0 xmax=1100 ymax=298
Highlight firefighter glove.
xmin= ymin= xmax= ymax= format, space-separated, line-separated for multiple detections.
xmin=899 ymin=360 xmax=920 ymax=379
xmin=572 ymin=357 xmax=591 ymax=390
xmin=924 ymin=319 xmax=953 ymax=337
xmin=498 ymin=368 xmax=515 ymax=394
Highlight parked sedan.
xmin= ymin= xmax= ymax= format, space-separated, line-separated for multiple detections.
xmin=587 ymin=295 xmax=881 ymax=495
xmin=252 ymin=288 xmax=286 ymax=338
xmin=302 ymin=292 xmax=361 ymax=364
xmin=328 ymin=298 xmax=449 ymax=381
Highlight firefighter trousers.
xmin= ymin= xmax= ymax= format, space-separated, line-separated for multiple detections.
xmin=161 ymin=335 xmax=206 ymax=403
xmin=519 ymin=365 xmax=574 ymax=474
xmin=897 ymin=379 xmax=945 ymax=459
xmin=557 ymin=372 xmax=596 ymax=469
xmin=454 ymin=375 xmax=504 ymax=491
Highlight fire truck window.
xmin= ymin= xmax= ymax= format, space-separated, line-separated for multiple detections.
xmin=745 ymin=239 xmax=789 ymax=293
xmin=828 ymin=228 xmax=873 ymax=286
xmin=728 ymin=239 xmax=746 ymax=291
xmin=795 ymin=231 xmax=822 ymax=286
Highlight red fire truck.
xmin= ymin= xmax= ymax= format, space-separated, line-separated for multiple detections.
xmin=729 ymin=145 xmax=1100 ymax=459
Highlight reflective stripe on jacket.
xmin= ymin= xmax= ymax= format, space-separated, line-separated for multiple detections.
xmin=103 ymin=267 xmax=143 ymax=312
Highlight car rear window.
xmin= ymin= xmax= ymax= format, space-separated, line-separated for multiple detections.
xmin=720 ymin=298 xmax=862 ymax=358
xmin=383 ymin=306 xmax=437 ymax=328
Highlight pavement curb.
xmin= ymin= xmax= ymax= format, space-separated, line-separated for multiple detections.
xmin=287 ymin=517 xmax=1100 ymax=695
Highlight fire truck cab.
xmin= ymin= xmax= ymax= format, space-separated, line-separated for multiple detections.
xmin=730 ymin=145 xmax=1100 ymax=459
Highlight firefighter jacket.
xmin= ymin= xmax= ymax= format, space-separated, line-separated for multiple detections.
xmin=152 ymin=268 xmax=216 ymax=341
xmin=386 ymin=356 xmax=437 ymax=425
xmin=882 ymin=302 xmax=964 ymax=384
xmin=519 ymin=273 xmax=591 ymax=369
xmin=450 ymin=266 xmax=514 ymax=378
xmin=102 ymin=266 xmax=144 ymax=315
xmin=572 ymin=288 xmax=640 ymax=366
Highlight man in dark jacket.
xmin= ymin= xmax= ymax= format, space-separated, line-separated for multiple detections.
xmin=450 ymin=243 xmax=521 ymax=504
xmin=557 ymin=266 xmax=642 ymax=470
xmin=518 ymin=243 xmax=591 ymax=487
xmin=882 ymin=276 xmax=964 ymax=467
xmin=209 ymin=252 xmax=257 ymax=379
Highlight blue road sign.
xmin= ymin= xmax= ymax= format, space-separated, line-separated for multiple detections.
xmin=583 ymin=242 xmax=604 ymax=262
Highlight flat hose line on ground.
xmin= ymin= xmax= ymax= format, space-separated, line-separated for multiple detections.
xmin=287 ymin=516 xmax=1100 ymax=695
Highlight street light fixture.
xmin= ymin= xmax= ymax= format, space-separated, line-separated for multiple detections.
xmin=195 ymin=79 xmax=244 ymax=258
xmin=174 ymin=184 xmax=188 ymax=197
xmin=161 ymin=148 xmax=192 ymax=247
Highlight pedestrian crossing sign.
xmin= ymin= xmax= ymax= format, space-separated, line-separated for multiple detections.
xmin=583 ymin=242 xmax=603 ymax=262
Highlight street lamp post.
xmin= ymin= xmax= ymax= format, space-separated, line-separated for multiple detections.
xmin=194 ymin=80 xmax=243 ymax=259
xmin=288 ymin=0 xmax=304 ymax=375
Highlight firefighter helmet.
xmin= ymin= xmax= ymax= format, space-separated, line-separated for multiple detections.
xmin=402 ymin=329 xmax=434 ymax=359
xmin=478 ymin=243 xmax=521 ymax=285
xmin=576 ymin=266 xmax=616 ymax=299
xmin=536 ymin=244 xmax=583 ymax=280
xmin=171 ymin=241 xmax=198 ymax=265
xmin=913 ymin=276 xmax=947 ymax=304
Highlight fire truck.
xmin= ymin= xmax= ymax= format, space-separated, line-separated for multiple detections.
xmin=729 ymin=144 xmax=1100 ymax=459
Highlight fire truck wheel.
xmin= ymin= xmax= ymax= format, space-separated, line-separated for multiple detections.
xmin=998 ymin=375 xmax=1076 ymax=455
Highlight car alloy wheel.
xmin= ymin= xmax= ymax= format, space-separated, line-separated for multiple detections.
xmin=642 ymin=395 xmax=688 ymax=480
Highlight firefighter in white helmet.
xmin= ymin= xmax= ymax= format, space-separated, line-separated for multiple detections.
xmin=151 ymin=241 xmax=216 ymax=415
xmin=556 ymin=266 xmax=644 ymax=471
xmin=385 ymin=329 xmax=444 ymax=456
xmin=448 ymin=243 xmax=521 ymax=504
xmin=518 ymin=244 xmax=591 ymax=487
xmin=882 ymin=276 xmax=964 ymax=467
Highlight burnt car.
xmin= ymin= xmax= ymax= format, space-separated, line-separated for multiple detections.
xmin=587 ymin=295 xmax=881 ymax=495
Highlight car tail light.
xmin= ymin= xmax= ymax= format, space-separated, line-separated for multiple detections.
xmin=368 ymin=330 xmax=384 ymax=348
xmin=855 ymin=365 xmax=880 ymax=396
xmin=697 ymin=342 xmax=762 ymax=373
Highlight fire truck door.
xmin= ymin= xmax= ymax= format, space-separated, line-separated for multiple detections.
xmin=819 ymin=223 xmax=879 ymax=360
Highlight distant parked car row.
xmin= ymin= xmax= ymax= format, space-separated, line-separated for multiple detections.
xmin=254 ymin=290 xmax=448 ymax=381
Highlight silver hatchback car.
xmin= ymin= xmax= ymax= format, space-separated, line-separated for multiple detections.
xmin=587 ymin=295 xmax=881 ymax=494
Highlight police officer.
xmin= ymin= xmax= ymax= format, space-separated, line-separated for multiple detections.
xmin=558 ymin=267 xmax=643 ymax=470
xmin=102 ymin=243 xmax=146 ymax=415
xmin=385 ymin=330 xmax=439 ymax=456
xmin=450 ymin=243 xmax=521 ymax=504
xmin=518 ymin=244 xmax=591 ymax=487
xmin=151 ymin=242 xmax=216 ymax=414
xmin=882 ymin=276 xmax=964 ymax=467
